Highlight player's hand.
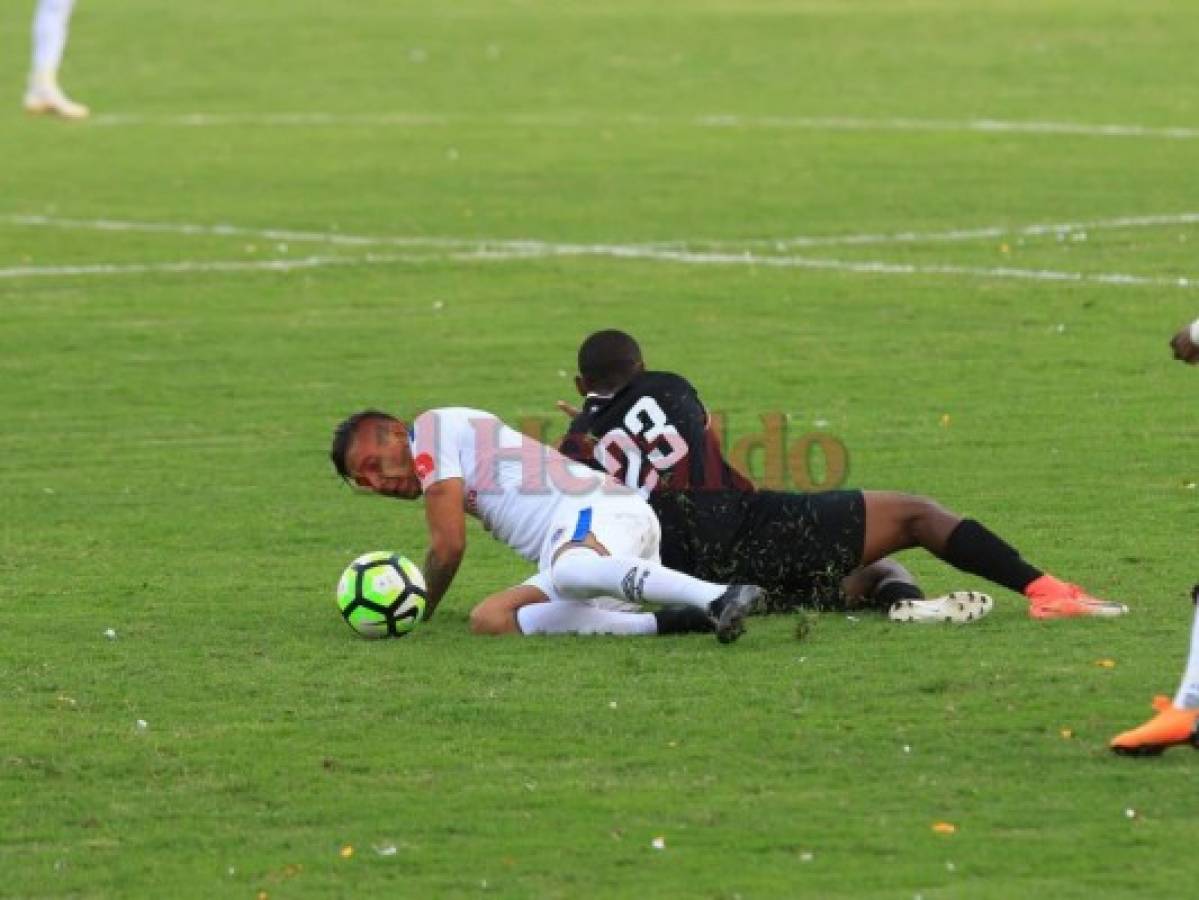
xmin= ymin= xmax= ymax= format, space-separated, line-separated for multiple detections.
xmin=1170 ymin=325 xmax=1199 ymax=364
xmin=555 ymin=400 xmax=581 ymax=418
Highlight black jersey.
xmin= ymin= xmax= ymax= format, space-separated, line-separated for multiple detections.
xmin=558 ymin=370 xmax=753 ymax=496
xmin=558 ymin=370 xmax=867 ymax=610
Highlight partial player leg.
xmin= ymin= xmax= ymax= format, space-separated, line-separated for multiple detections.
xmin=859 ymin=491 xmax=1127 ymax=619
xmin=841 ymin=558 xmax=923 ymax=609
xmin=544 ymin=498 xmax=762 ymax=643
xmin=26 ymin=0 xmax=89 ymax=119
xmin=551 ymin=544 xmax=759 ymax=643
xmin=1111 ymin=586 xmax=1199 ymax=755
xmin=843 ymin=557 xmax=992 ymax=624
xmin=470 ymin=582 xmax=714 ymax=636
xmin=515 ymin=600 xmax=713 ymax=636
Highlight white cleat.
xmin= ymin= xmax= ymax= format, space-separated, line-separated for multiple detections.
xmin=24 ymin=85 xmax=90 ymax=120
xmin=889 ymin=591 xmax=993 ymax=625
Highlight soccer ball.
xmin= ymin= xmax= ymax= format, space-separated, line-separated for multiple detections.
xmin=336 ymin=551 xmax=427 ymax=639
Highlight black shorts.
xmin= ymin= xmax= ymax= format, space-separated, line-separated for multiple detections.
xmin=652 ymin=488 xmax=867 ymax=611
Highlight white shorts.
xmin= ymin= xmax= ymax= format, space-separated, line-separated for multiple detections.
xmin=523 ymin=492 xmax=661 ymax=599
xmin=537 ymin=492 xmax=661 ymax=570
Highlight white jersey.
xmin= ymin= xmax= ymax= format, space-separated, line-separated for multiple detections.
xmin=411 ymin=407 xmax=632 ymax=561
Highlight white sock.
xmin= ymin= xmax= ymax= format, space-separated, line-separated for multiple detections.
xmin=1173 ymin=599 xmax=1199 ymax=708
xmin=551 ymin=548 xmax=725 ymax=610
xmin=516 ymin=600 xmax=657 ymax=636
xmin=31 ymin=0 xmax=77 ymax=81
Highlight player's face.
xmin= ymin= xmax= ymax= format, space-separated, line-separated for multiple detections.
xmin=347 ymin=419 xmax=422 ymax=499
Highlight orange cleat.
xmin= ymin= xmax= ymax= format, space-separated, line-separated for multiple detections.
xmin=1110 ymin=696 xmax=1199 ymax=756
xmin=1025 ymin=575 xmax=1129 ymax=620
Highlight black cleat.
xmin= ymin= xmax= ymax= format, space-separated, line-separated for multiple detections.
xmin=710 ymin=584 xmax=763 ymax=644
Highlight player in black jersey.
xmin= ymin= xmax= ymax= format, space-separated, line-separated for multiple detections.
xmin=556 ymin=332 xmax=939 ymax=615
xmin=556 ymin=330 xmax=1128 ymax=622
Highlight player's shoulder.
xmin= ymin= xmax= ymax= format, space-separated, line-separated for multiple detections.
xmin=637 ymin=370 xmax=699 ymax=396
xmin=417 ymin=406 xmax=496 ymax=424
xmin=605 ymin=370 xmax=699 ymax=406
xmin=574 ymin=371 xmax=703 ymax=428
xmin=413 ymin=406 xmax=501 ymax=441
xmin=632 ymin=371 xmax=706 ymax=418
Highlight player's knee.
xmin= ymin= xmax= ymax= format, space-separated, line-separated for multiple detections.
xmin=550 ymin=548 xmax=599 ymax=600
xmin=899 ymin=494 xmax=943 ymax=532
xmin=469 ymin=600 xmax=509 ymax=635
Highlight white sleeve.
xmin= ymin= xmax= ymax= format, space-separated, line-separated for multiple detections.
xmin=1189 ymin=320 xmax=1199 ymax=344
xmin=411 ymin=410 xmax=464 ymax=490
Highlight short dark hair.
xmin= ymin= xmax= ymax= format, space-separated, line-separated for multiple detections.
xmin=577 ymin=329 xmax=643 ymax=392
xmin=329 ymin=409 xmax=397 ymax=481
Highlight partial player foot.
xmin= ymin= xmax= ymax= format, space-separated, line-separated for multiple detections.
xmin=653 ymin=605 xmax=716 ymax=635
xmin=889 ymin=591 xmax=993 ymax=624
xmin=1025 ymin=575 xmax=1129 ymax=620
xmin=24 ymin=85 xmax=89 ymax=120
xmin=710 ymin=584 xmax=763 ymax=644
xmin=1110 ymin=696 xmax=1199 ymax=756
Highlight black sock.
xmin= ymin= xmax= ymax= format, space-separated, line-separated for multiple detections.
xmin=941 ymin=519 xmax=1042 ymax=594
xmin=653 ymin=606 xmax=716 ymax=635
xmin=874 ymin=579 xmax=924 ymax=606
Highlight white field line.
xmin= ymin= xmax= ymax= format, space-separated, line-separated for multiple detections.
xmin=0 ymin=253 xmax=429 ymax=279
xmin=85 ymin=111 xmax=1199 ymax=140
xmin=5 ymin=210 xmax=1199 ymax=255
xmin=0 ymin=214 xmax=485 ymax=250
xmin=1 ymin=244 xmax=1195 ymax=290
xmin=718 ymin=212 xmax=1199 ymax=250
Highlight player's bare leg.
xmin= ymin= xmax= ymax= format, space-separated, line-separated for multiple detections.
xmin=25 ymin=0 xmax=89 ymax=119
xmin=859 ymin=491 xmax=1126 ymax=619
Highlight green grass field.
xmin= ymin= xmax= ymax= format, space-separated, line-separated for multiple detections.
xmin=4 ymin=1 xmax=1199 ymax=896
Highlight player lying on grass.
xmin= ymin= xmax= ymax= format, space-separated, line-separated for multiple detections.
xmin=504 ymin=329 xmax=1127 ymax=635
xmin=332 ymin=381 xmax=1124 ymax=639
xmin=555 ymin=329 xmax=987 ymax=625
xmin=1110 ymin=586 xmax=1199 ymax=756
xmin=330 ymin=407 xmax=762 ymax=643
xmin=465 ymin=333 xmax=1122 ymax=642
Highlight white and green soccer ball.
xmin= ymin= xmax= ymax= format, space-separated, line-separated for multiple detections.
xmin=336 ymin=551 xmax=427 ymax=639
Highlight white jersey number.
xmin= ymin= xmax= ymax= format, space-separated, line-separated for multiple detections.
xmin=593 ymin=397 xmax=689 ymax=497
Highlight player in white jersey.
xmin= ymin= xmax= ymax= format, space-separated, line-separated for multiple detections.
xmin=329 ymin=407 xmax=763 ymax=642
xmin=24 ymin=0 xmax=89 ymax=119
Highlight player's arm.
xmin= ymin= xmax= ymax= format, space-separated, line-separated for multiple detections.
xmin=555 ymin=411 xmax=603 ymax=471
xmin=469 ymin=583 xmax=550 ymax=635
xmin=1170 ymin=320 xmax=1199 ymax=364
xmin=421 ymin=477 xmax=467 ymax=620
